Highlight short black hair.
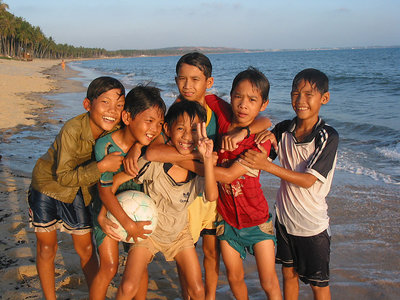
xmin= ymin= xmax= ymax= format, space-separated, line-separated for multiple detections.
xmin=164 ymin=100 xmax=207 ymax=129
xmin=124 ymin=85 xmax=166 ymax=121
xmin=230 ymin=67 xmax=270 ymax=103
xmin=292 ymin=68 xmax=329 ymax=94
xmin=86 ymin=76 xmax=125 ymax=102
xmin=176 ymin=52 xmax=212 ymax=78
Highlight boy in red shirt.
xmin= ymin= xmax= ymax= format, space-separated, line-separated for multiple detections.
xmin=206 ymin=67 xmax=282 ymax=299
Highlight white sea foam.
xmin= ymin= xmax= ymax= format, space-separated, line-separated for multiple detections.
xmin=376 ymin=143 xmax=400 ymax=161
xmin=336 ymin=158 xmax=399 ymax=185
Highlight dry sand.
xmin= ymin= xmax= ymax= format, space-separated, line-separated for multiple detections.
xmin=0 ymin=59 xmax=193 ymax=299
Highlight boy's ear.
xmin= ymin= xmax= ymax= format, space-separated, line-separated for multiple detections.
xmin=121 ymin=110 xmax=130 ymax=126
xmin=260 ymin=99 xmax=269 ymax=112
xmin=163 ymin=122 xmax=170 ymax=138
xmin=206 ymin=77 xmax=214 ymax=89
xmin=321 ymin=92 xmax=330 ymax=105
xmin=83 ymin=98 xmax=91 ymax=112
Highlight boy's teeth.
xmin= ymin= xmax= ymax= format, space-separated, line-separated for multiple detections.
xmin=103 ymin=116 xmax=115 ymax=121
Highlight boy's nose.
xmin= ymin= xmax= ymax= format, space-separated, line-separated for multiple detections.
xmin=238 ymin=100 xmax=247 ymax=109
xmin=182 ymin=130 xmax=191 ymax=140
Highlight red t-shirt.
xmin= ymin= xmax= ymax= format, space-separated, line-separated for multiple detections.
xmin=206 ymin=95 xmax=271 ymax=229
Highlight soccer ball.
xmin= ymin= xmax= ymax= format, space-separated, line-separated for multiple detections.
xmin=106 ymin=190 xmax=158 ymax=243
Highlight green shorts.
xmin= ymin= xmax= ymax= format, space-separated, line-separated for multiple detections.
xmin=216 ymin=214 xmax=276 ymax=259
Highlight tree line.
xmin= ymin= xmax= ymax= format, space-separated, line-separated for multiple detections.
xmin=0 ymin=1 xmax=112 ymax=59
xmin=0 ymin=1 xmax=249 ymax=60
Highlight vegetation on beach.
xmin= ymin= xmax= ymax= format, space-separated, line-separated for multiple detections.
xmin=0 ymin=1 xmax=257 ymax=60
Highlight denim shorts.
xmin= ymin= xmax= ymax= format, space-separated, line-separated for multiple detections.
xmin=216 ymin=215 xmax=276 ymax=259
xmin=28 ymin=186 xmax=92 ymax=235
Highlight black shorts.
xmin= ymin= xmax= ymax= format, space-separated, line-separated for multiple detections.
xmin=275 ymin=220 xmax=330 ymax=287
xmin=28 ymin=186 xmax=92 ymax=235
xmin=200 ymin=228 xmax=216 ymax=236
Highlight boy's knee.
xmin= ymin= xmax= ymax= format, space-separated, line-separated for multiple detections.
xmin=187 ymin=282 xmax=205 ymax=299
xmin=260 ymin=276 xmax=280 ymax=294
xmin=119 ymin=280 xmax=139 ymax=298
xmin=227 ymin=269 xmax=245 ymax=285
xmin=37 ymin=241 xmax=57 ymax=259
xmin=99 ymin=261 xmax=119 ymax=278
xmin=75 ymin=241 xmax=94 ymax=258
xmin=282 ymin=266 xmax=298 ymax=281
xmin=311 ymin=284 xmax=331 ymax=299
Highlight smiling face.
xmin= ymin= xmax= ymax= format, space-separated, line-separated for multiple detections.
xmin=165 ymin=113 xmax=200 ymax=155
xmin=291 ymin=79 xmax=330 ymax=124
xmin=123 ymin=105 xmax=164 ymax=146
xmin=175 ymin=63 xmax=214 ymax=105
xmin=83 ymin=88 xmax=125 ymax=139
xmin=230 ymin=79 xmax=268 ymax=127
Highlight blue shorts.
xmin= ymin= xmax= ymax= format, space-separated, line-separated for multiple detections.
xmin=216 ymin=215 xmax=276 ymax=259
xmin=28 ymin=186 xmax=92 ymax=235
xmin=275 ymin=220 xmax=331 ymax=287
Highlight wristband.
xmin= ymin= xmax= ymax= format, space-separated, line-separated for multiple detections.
xmin=241 ymin=126 xmax=251 ymax=139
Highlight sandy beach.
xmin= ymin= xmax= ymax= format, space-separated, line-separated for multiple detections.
xmin=0 ymin=59 xmax=190 ymax=299
xmin=1 ymin=57 xmax=398 ymax=300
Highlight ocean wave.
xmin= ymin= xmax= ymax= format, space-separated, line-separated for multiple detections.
xmin=376 ymin=143 xmax=400 ymax=160
xmin=334 ymin=121 xmax=399 ymax=141
xmin=336 ymin=162 xmax=399 ymax=185
xmin=336 ymin=151 xmax=400 ymax=185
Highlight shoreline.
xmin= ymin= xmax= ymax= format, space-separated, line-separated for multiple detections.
xmin=0 ymin=58 xmax=399 ymax=299
xmin=0 ymin=58 xmax=86 ymax=131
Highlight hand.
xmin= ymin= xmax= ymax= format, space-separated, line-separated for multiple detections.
xmin=197 ymin=122 xmax=214 ymax=159
xmin=124 ymin=219 xmax=153 ymax=243
xmin=254 ymin=130 xmax=278 ymax=152
xmin=239 ymin=144 xmax=271 ymax=170
xmin=98 ymin=152 xmax=123 ymax=173
xmin=98 ymin=212 xmax=123 ymax=241
xmin=220 ymin=127 xmax=248 ymax=153
xmin=123 ymin=143 xmax=142 ymax=177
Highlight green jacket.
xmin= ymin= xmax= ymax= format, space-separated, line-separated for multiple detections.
xmin=31 ymin=113 xmax=103 ymax=206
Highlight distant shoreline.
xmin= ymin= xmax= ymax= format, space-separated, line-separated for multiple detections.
xmin=2 ymin=45 xmax=398 ymax=63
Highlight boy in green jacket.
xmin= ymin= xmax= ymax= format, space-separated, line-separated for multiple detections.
xmin=28 ymin=76 xmax=126 ymax=300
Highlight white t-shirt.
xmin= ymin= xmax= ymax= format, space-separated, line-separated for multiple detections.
xmin=271 ymin=118 xmax=339 ymax=237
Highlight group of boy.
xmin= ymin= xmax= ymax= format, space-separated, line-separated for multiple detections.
xmin=28 ymin=52 xmax=338 ymax=300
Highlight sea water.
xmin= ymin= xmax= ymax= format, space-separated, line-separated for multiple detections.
xmin=1 ymin=48 xmax=399 ymax=298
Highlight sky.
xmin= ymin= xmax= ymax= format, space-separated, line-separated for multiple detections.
xmin=4 ymin=0 xmax=400 ymax=51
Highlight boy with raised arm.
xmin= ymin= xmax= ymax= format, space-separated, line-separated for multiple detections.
xmin=143 ymin=52 xmax=271 ymax=300
xmin=115 ymin=100 xmax=218 ymax=300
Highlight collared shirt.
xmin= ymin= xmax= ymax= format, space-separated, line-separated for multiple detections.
xmin=270 ymin=117 xmax=339 ymax=236
xmin=206 ymin=94 xmax=271 ymax=229
xmin=31 ymin=113 xmax=103 ymax=206
xmin=135 ymin=157 xmax=204 ymax=244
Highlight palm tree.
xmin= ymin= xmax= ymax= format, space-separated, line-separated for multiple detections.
xmin=0 ymin=1 xmax=8 ymax=12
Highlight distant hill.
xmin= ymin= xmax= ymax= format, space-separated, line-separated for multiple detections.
xmin=153 ymin=46 xmax=263 ymax=54
xmin=108 ymin=46 xmax=263 ymax=58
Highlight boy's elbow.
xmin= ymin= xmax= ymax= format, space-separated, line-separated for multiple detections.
xmin=144 ymin=150 xmax=156 ymax=161
xmin=206 ymin=191 xmax=219 ymax=202
xmin=217 ymin=175 xmax=235 ymax=185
